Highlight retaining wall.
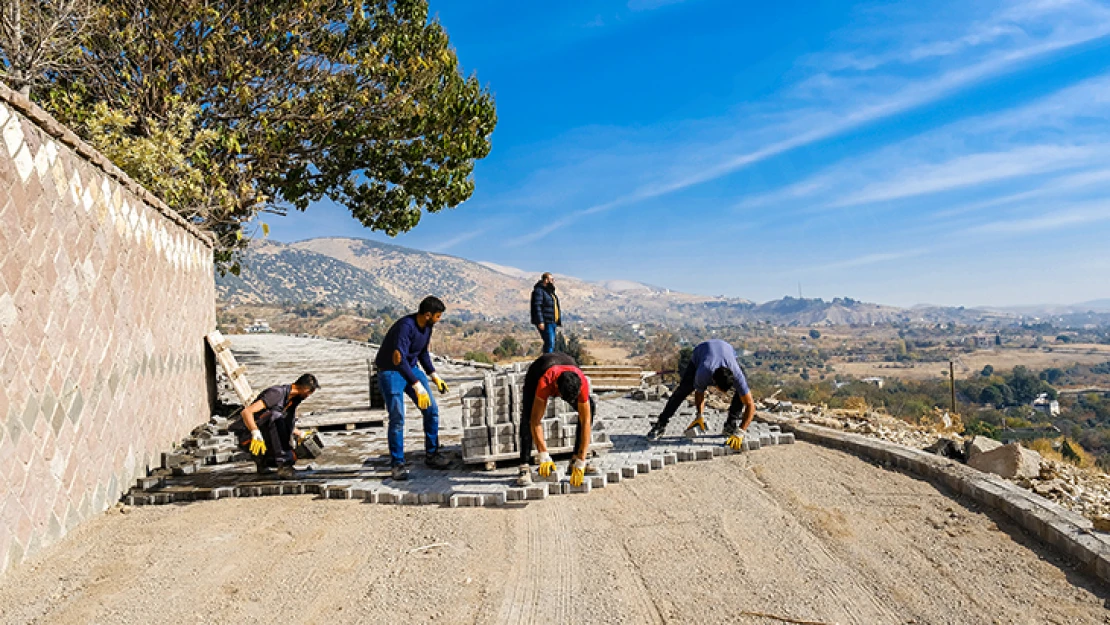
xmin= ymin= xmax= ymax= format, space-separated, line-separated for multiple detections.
xmin=0 ymin=83 xmax=215 ymax=574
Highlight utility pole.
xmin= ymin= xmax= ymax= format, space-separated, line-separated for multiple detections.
xmin=949 ymin=361 xmax=957 ymax=416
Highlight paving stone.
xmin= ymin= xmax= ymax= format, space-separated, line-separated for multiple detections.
xmin=568 ymin=481 xmax=591 ymax=495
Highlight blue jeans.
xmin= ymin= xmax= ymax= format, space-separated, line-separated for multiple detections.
xmin=538 ymin=323 xmax=557 ymax=354
xmin=378 ymin=369 xmax=439 ymax=466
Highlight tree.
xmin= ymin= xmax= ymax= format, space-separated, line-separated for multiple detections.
xmin=808 ymin=329 xmax=821 ymax=339
xmin=33 ymin=0 xmax=496 ymax=271
xmin=492 ymin=336 xmax=520 ymax=359
xmin=980 ymin=364 xmax=994 ymax=377
xmin=555 ymin=332 xmax=591 ymax=365
xmin=0 ymin=0 xmax=93 ymax=96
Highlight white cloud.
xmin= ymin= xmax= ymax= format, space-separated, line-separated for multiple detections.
xmin=430 ymin=228 xmax=486 ymax=252
xmin=968 ymin=200 xmax=1110 ymax=234
xmin=828 ymin=145 xmax=1098 ymax=207
xmin=507 ymin=1 xmax=1110 ymax=244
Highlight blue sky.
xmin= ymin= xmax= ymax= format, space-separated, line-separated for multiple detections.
xmin=266 ymin=0 xmax=1110 ymax=308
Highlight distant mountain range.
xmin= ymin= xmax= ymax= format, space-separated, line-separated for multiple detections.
xmin=215 ymin=237 xmax=1107 ymax=327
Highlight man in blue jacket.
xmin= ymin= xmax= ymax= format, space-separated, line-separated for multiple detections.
xmin=646 ymin=339 xmax=756 ymax=450
xmin=375 ymin=296 xmax=452 ymax=480
xmin=530 ymin=272 xmax=562 ymax=353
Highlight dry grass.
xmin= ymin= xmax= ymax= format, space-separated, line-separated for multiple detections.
xmin=835 ymin=347 xmax=1110 ymax=382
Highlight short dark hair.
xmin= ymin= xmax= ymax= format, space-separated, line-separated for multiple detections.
xmin=556 ymin=371 xmax=582 ymax=405
xmin=294 ymin=373 xmax=320 ymax=391
xmin=711 ymin=367 xmax=735 ymax=392
xmin=418 ymin=296 xmax=446 ymax=315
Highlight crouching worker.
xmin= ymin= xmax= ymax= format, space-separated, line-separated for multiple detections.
xmin=375 ymin=296 xmax=453 ymax=481
xmin=517 ymin=352 xmax=596 ymax=487
xmin=646 ymin=339 xmax=756 ymax=450
xmin=231 ymin=373 xmax=319 ymax=478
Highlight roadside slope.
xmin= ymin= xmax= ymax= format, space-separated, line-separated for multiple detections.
xmin=0 ymin=443 xmax=1105 ymax=624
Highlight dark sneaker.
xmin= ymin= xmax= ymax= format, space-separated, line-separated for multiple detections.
xmin=646 ymin=422 xmax=665 ymax=441
xmin=721 ymin=420 xmax=740 ymax=437
xmin=391 ymin=464 xmax=409 ymax=481
xmin=425 ymin=452 xmax=451 ymax=469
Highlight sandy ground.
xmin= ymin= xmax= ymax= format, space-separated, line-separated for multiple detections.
xmin=0 ymin=443 xmax=1107 ymax=625
xmin=835 ymin=347 xmax=1110 ymax=381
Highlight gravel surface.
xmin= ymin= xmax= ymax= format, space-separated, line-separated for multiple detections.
xmin=1 ymin=443 xmax=1107 ymax=625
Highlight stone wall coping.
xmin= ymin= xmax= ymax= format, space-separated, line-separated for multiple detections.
xmin=759 ymin=413 xmax=1110 ymax=587
xmin=0 ymin=80 xmax=215 ymax=248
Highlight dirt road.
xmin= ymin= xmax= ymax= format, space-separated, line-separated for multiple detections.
xmin=0 ymin=443 xmax=1106 ymax=624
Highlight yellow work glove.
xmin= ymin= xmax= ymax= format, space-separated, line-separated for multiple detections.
xmin=684 ymin=415 xmax=707 ymax=438
xmin=249 ymin=429 xmax=267 ymax=456
xmin=537 ymin=452 xmax=556 ymax=478
xmin=431 ymin=374 xmax=449 ymax=394
xmin=413 ymin=382 xmax=431 ymax=410
xmin=569 ymin=458 xmax=586 ymax=487
xmin=725 ymin=430 xmax=746 ymax=451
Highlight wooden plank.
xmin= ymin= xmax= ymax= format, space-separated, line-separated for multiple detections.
xmin=205 ymin=331 xmax=253 ymax=404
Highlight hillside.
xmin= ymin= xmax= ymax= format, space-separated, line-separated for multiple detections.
xmin=216 ymin=237 xmax=1016 ymax=326
xmin=216 ymin=241 xmax=405 ymax=309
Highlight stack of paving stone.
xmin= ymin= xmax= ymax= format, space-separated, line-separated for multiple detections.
xmin=461 ymin=371 xmax=613 ymax=465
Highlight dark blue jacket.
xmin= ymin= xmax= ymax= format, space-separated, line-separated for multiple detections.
xmin=530 ymin=282 xmax=561 ymax=326
xmin=374 ymin=314 xmax=436 ymax=386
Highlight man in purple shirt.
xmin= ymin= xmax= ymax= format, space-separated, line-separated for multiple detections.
xmin=646 ymin=339 xmax=756 ymax=450
xmin=375 ymin=296 xmax=452 ymax=480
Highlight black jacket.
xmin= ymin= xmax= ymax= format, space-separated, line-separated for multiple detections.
xmin=530 ymin=282 xmax=561 ymax=326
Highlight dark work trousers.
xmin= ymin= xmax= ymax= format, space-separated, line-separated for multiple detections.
xmin=519 ymin=352 xmax=585 ymax=465
xmin=655 ymin=362 xmax=745 ymax=430
xmin=234 ymin=411 xmax=297 ymax=467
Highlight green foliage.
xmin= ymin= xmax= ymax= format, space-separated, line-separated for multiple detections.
xmin=464 ymin=350 xmax=493 ymax=364
xmin=808 ymin=329 xmax=821 ymax=339
xmin=980 ymin=364 xmax=994 ymax=377
xmin=1061 ymin=439 xmax=1083 ymax=464
xmin=555 ymin=332 xmax=591 ymax=365
xmin=963 ymin=420 xmax=1001 ymax=439
xmin=34 ymin=0 xmax=497 ymax=271
xmin=492 ymin=336 xmax=521 ymax=359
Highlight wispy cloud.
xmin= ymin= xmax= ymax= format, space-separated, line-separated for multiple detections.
xmin=627 ymin=0 xmax=689 ymax=11
xmin=430 ymin=228 xmax=487 ymax=253
xmin=805 ymin=248 xmax=930 ymax=273
xmin=827 ymin=145 xmax=1098 ymax=208
xmin=967 ymin=200 xmax=1110 ymax=235
xmin=507 ymin=0 xmax=1110 ymax=244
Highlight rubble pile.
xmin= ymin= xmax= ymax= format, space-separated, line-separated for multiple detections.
xmin=746 ymin=397 xmax=1110 ymax=527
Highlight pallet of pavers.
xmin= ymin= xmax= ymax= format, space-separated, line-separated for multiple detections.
xmin=461 ymin=371 xmax=613 ymax=468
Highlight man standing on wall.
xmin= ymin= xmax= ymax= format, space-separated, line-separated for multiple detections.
xmin=375 ymin=296 xmax=452 ymax=480
xmin=233 ymin=373 xmax=320 ymax=478
xmin=645 ymin=339 xmax=756 ymax=450
xmin=531 ymin=272 xmax=562 ymax=354
xmin=516 ymin=352 xmax=595 ymax=487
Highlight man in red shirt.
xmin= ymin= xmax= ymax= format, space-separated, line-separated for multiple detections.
xmin=517 ymin=352 xmax=595 ymax=487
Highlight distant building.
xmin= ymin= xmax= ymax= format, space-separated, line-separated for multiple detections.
xmin=861 ymin=377 xmax=884 ymax=389
xmin=245 ymin=319 xmax=272 ymax=334
xmin=1032 ymin=393 xmax=1060 ymax=417
xmin=972 ymin=334 xmax=992 ymax=348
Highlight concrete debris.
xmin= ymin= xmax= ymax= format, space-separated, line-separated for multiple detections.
xmin=756 ymin=397 xmax=1110 ymax=527
xmin=966 ymin=436 xmax=1004 ymax=461
xmin=967 ymin=443 xmax=1043 ymax=480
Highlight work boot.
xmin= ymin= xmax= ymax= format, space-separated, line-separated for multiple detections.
xmin=391 ymin=464 xmax=409 ymax=481
xmin=254 ymin=456 xmax=274 ymax=475
xmin=425 ymin=452 xmax=451 ymax=469
xmin=516 ymin=465 xmax=533 ymax=487
xmin=721 ymin=419 xmax=740 ymax=437
xmin=646 ymin=421 xmax=665 ymax=441
xmin=276 ymin=465 xmax=296 ymax=480
xmin=683 ymin=415 xmax=707 ymax=439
